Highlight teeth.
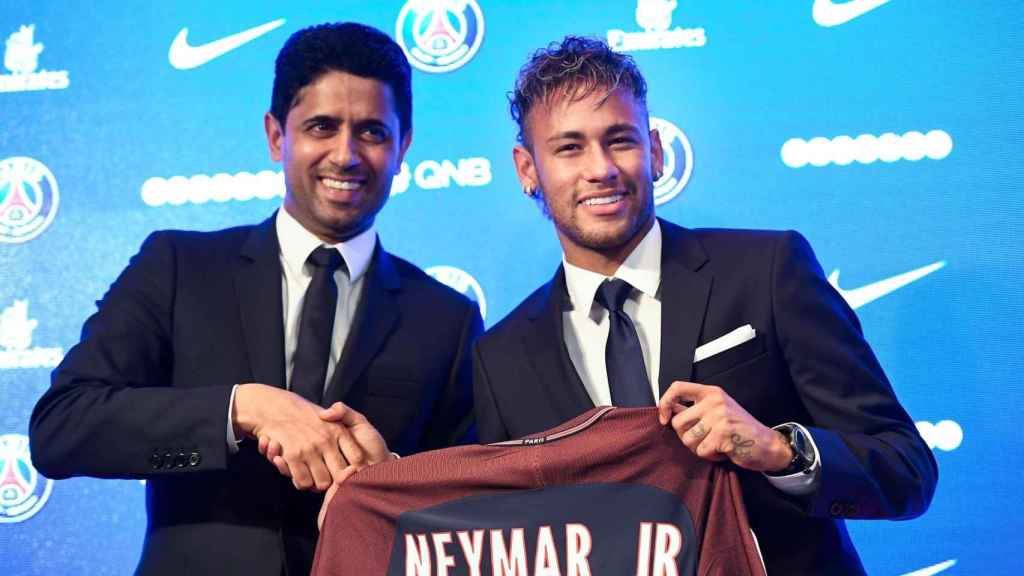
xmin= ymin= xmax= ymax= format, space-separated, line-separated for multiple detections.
xmin=583 ymin=194 xmax=624 ymax=206
xmin=322 ymin=178 xmax=362 ymax=190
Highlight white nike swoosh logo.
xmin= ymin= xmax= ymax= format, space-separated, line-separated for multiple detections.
xmin=900 ymin=559 xmax=957 ymax=576
xmin=813 ymin=0 xmax=892 ymax=27
xmin=828 ymin=260 xmax=946 ymax=310
xmin=168 ymin=18 xmax=286 ymax=70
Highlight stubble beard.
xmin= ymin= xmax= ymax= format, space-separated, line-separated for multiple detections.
xmin=546 ymin=188 xmax=656 ymax=253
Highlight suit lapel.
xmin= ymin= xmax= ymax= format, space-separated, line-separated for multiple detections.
xmin=657 ymin=220 xmax=713 ymax=397
xmin=235 ymin=215 xmax=286 ymax=389
xmin=322 ymin=242 xmax=400 ymax=406
xmin=523 ymin=267 xmax=594 ymax=418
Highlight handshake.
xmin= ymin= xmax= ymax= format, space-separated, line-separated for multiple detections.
xmin=231 ymin=383 xmax=394 ymax=492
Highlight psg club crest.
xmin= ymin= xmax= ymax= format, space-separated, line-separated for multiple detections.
xmin=650 ymin=117 xmax=693 ymax=206
xmin=0 ymin=156 xmax=60 ymax=243
xmin=0 ymin=433 xmax=53 ymax=523
xmin=395 ymin=0 xmax=485 ymax=73
xmin=426 ymin=265 xmax=487 ymax=320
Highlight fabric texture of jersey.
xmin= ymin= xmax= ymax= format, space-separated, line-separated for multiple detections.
xmin=313 ymin=407 xmax=766 ymax=576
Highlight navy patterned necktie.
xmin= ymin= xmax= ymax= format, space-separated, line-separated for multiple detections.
xmin=290 ymin=246 xmax=345 ymax=406
xmin=594 ymin=278 xmax=653 ymax=407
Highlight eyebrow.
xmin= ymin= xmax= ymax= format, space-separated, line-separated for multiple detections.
xmin=300 ymin=115 xmax=391 ymax=131
xmin=544 ymin=123 xmax=643 ymax=144
xmin=301 ymin=114 xmax=339 ymax=128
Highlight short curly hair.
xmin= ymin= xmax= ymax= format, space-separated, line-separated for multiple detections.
xmin=270 ymin=22 xmax=412 ymax=138
xmin=510 ymin=36 xmax=648 ymax=146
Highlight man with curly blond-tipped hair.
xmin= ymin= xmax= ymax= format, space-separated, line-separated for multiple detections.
xmin=473 ymin=36 xmax=936 ymax=575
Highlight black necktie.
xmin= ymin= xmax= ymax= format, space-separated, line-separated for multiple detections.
xmin=595 ymin=278 xmax=653 ymax=407
xmin=291 ymin=246 xmax=345 ymax=406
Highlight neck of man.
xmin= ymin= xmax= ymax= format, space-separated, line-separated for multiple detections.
xmin=560 ymin=216 xmax=654 ymax=277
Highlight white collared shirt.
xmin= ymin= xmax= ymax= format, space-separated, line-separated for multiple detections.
xmin=560 ymin=219 xmax=819 ymax=494
xmin=227 ymin=208 xmax=376 ymax=451
xmin=275 ymin=207 xmax=376 ymax=392
xmin=562 ymin=221 xmax=663 ymax=406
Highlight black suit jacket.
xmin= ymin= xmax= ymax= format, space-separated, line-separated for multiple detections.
xmin=30 ymin=215 xmax=483 ymax=576
xmin=473 ymin=219 xmax=937 ymax=576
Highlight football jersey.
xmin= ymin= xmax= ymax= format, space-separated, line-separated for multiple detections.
xmin=312 ymin=407 xmax=767 ymax=576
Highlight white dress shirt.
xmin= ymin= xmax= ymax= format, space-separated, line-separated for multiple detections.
xmin=227 ymin=208 xmax=377 ymax=450
xmin=561 ymin=219 xmax=819 ymax=495
xmin=563 ymin=221 xmax=663 ymax=406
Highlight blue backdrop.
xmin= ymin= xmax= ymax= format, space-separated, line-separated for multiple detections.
xmin=2 ymin=1 xmax=1021 ymax=574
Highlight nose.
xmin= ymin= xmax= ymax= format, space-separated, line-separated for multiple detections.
xmin=581 ymin=145 xmax=620 ymax=184
xmin=328 ymin=131 xmax=361 ymax=171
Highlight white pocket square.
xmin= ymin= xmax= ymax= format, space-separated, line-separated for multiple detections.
xmin=693 ymin=324 xmax=756 ymax=363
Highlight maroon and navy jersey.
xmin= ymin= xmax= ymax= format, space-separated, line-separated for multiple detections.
xmin=312 ymin=407 xmax=766 ymax=576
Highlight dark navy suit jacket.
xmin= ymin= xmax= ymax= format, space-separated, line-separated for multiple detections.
xmin=30 ymin=214 xmax=482 ymax=576
xmin=473 ymin=219 xmax=936 ymax=576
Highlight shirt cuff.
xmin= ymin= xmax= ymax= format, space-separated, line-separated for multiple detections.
xmin=226 ymin=384 xmax=243 ymax=454
xmin=763 ymin=422 xmax=821 ymax=496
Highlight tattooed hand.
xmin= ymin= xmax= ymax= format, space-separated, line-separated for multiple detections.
xmin=657 ymin=381 xmax=793 ymax=472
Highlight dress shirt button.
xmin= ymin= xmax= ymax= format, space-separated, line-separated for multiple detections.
xmin=188 ymin=451 xmax=201 ymax=467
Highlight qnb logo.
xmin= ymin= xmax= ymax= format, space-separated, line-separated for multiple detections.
xmin=915 ymin=420 xmax=963 ymax=452
xmin=0 ymin=300 xmax=64 ymax=369
xmin=0 ymin=156 xmax=60 ymax=244
xmin=140 ymin=170 xmax=284 ymax=207
xmin=0 ymin=433 xmax=54 ymax=523
xmin=396 ymin=0 xmax=485 ymax=73
xmin=390 ymin=157 xmax=492 ymax=196
xmin=781 ymin=130 xmax=953 ymax=168
xmin=608 ymin=0 xmax=707 ymax=53
xmin=425 ymin=265 xmax=487 ymax=320
xmin=650 ymin=117 xmax=693 ymax=206
xmin=0 ymin=25 xmax=70 ymax=93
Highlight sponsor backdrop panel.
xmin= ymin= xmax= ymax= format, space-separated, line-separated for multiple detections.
xmin=2 ymin=1 xmax=1020 ymax=574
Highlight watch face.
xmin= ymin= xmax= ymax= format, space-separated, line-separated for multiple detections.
xmin=790 ymin=427 xmax=814 ymax=468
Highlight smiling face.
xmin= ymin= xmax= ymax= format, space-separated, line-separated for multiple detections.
xmin=514 ymin=88 xmax=663 ymax=273
xmin=265 ymin=70 xmax=411 ymax=243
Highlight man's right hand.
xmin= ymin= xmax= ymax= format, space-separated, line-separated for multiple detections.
xmin=232 ymin=383 xmax=355 ymax=492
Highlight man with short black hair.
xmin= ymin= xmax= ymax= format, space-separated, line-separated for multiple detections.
xmin=31 ymin=22 xmax=481 ymax=576
xmin=473 ymin=36 xmax=936 ymax=575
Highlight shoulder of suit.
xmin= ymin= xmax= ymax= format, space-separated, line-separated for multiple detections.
xmin=145 ymin=223 xmax=256 ymax=250
xmin=685 ymin=226 xmax=806 ymax=257
xmin=476 ymin=280 xmax=551 ymax=345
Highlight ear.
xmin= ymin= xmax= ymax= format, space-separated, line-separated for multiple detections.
xmin=649 ymin=127 xmax=665 ymax=180
xmin=512 ymin=144 xmax=539 ymax=195
xmin=397 ymin=128 xmax=413 ymax=170
xmin=264 ymin=112 xmax=284 ymax=162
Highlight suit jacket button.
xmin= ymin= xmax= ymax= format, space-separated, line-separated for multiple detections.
xmin=829 ymin=501 xmax=845 ymax=517
xmin=174 ymin=451 xmax=187 ymax=468
xmin=188 ymin=451 xmax=201 ymax=467
xmin=847 ymin=503 xmax=858 ymax=516
xmin=163 ymin=451 xmax=173 ymax=469
xmin=149 ymin=452 xmax=163 ymax=470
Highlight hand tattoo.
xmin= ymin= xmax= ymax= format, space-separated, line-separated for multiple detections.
xmin=731 ymin=433 xmax=755 ymax=459
xmin=690 ymin=422 xmax=709 ymax=439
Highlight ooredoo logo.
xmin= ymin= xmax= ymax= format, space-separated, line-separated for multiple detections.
xmin=396 ymin=0 xmax=485 ymax=73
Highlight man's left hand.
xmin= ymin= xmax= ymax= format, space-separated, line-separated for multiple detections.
xmin=657 ymin=381 xmax=792 ymax=473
